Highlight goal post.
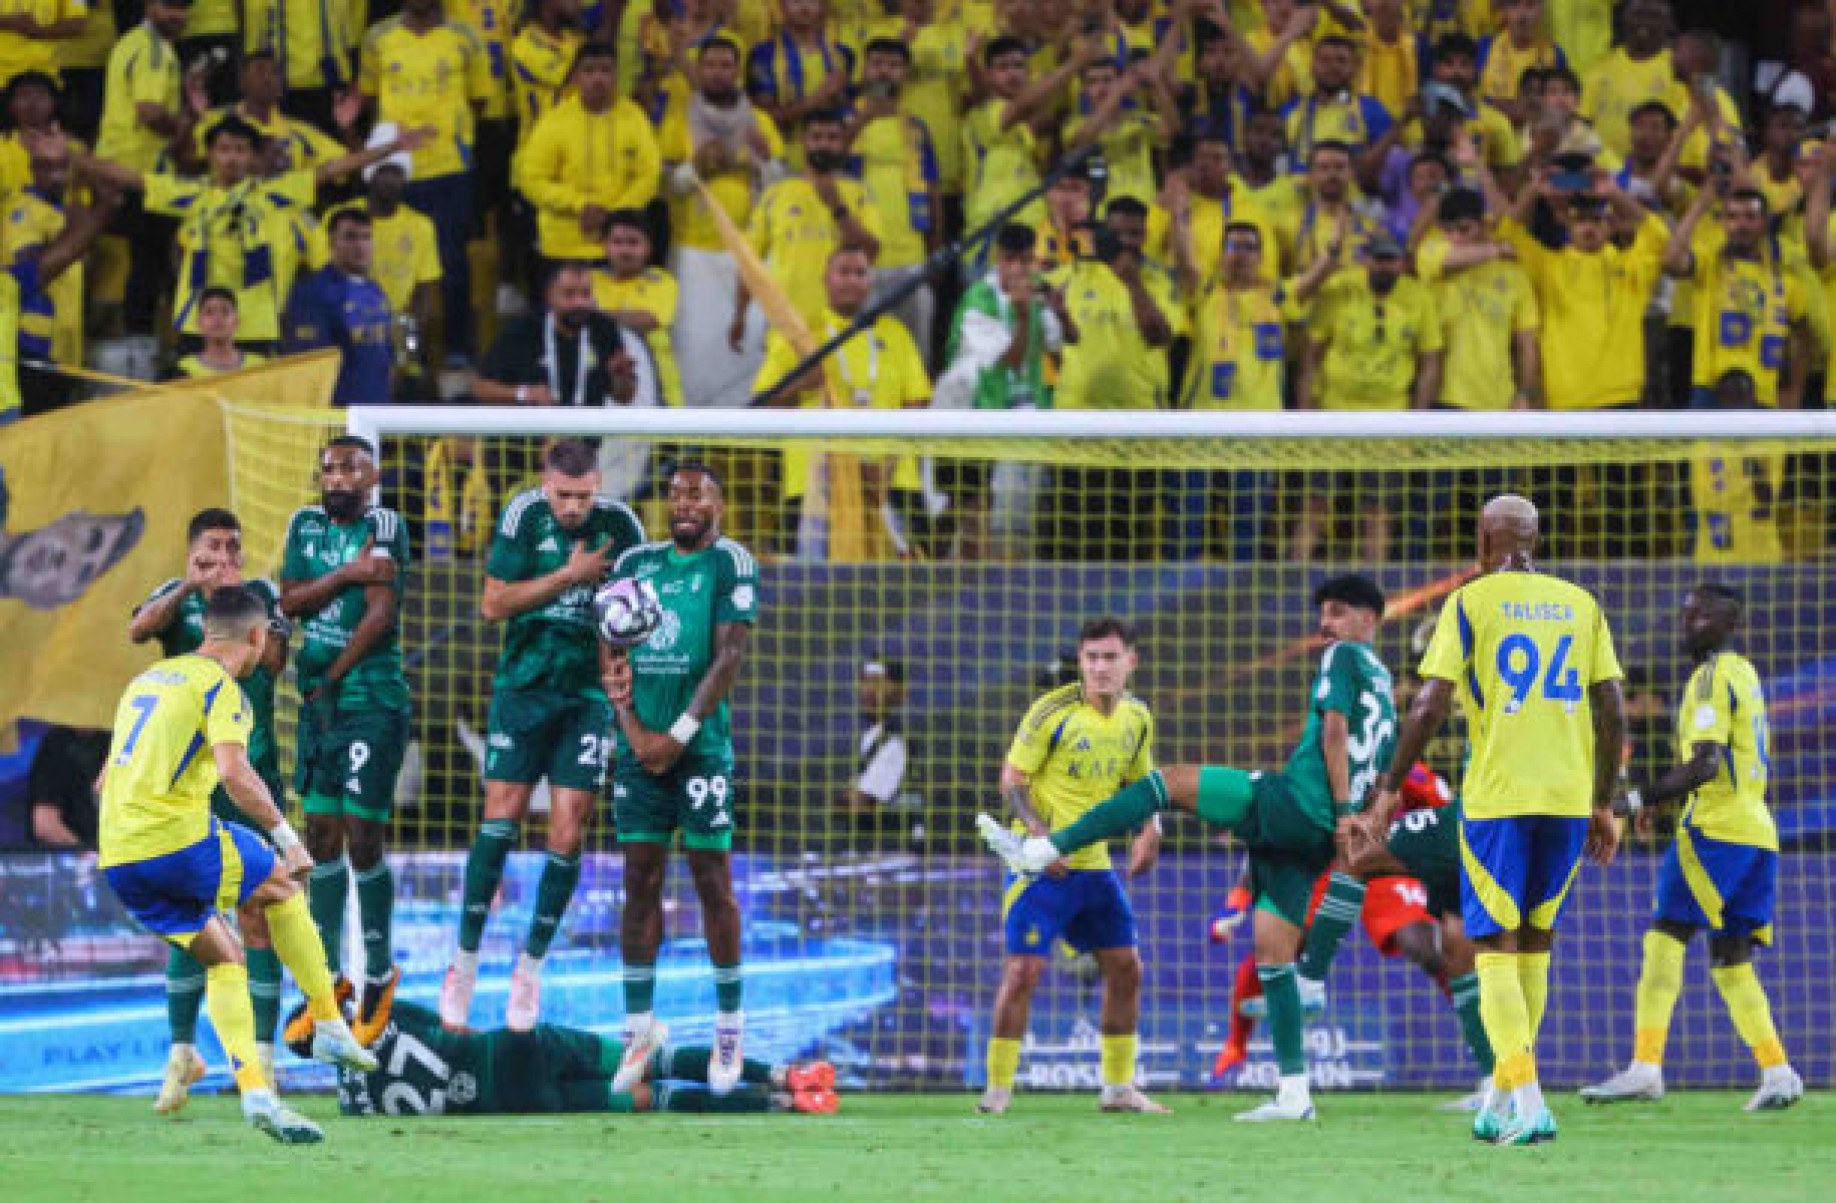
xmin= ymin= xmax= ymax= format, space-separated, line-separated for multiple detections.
xmin=219 ymin=400 xmax=1836 ymax=1092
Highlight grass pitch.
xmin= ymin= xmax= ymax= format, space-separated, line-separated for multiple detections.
xmin=3 ymin=1092 xmax=1827 ymax=1203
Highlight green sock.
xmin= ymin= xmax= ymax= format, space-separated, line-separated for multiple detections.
xmin=165 ymin=945 xmax=206 ymax=1045
xmin=656 ymin=1083 xmax=772 ymax=1113
xmin=354 ymin=861 xmax=395 ymax=983
xmin=307 ymin=858 xmax=349 ymax=975
xmin=624 ymin=959 xmax=657 ymax=1018
xmin=656 ymin=1044 xmax=773 ymax=1085
xmin=712 ymin=961 xmax=742 ymax=1014
xmin=1298 ymin=872 xmax=1366 ymax=983
xmin=526 ymin=851 xmax=582 ymax=959
xmin=1259 ymin=962 xmax=1307 ymax=1076
xmin=1048 ymin=771 xmax=1170 ymax=856
xmin=1449 ymin=971 xmax=1496 ymax=1075
xmin=459 ymin=820 xmax=519 ymax=953
xmin=246 ymin=948 xmax=283 ymax=1044
xmin=1193 ymin=766 xmax=1254 ymax=831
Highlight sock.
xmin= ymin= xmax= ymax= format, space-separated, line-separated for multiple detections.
xmin=623 ymin=959 xmax=657 ymax=1020
xmin=525 ymin=851 xmax=582 ymax=959
xmin=1448 ymin=971 xmax=1495 ymax=1076
xmin=985 ymin=1036 xmax=1021 ymax=1090
xmin=266 ymin=891 xmax=340 ymax=1022
xmin=1099 ymin=1034 xmax=1137 ymax=1090
xmin=246 ymin=947 xmax=283 ymax=1044
xmin=1257 ymin=963 xmax=1306 ymax=1076
xmin=1517 ymin=951 xmax=1551 ymax=1045
xmin=204 ymin=961 xmax=267 ymax=1094
xmin=459 ymin=820 xmax=519 ymax=953
xmin=355 ymin=861 xmax=395 ymax=983
xmin=1475 ymin=952 xmax=1534 ymax=1098
xmin=712 ymin=962 xmax=743 ymax=1014
xmin=1298 ymin=873 xmax=1366 ymax=983
xmin=1633 ymin=930 xmax=1686 ymax=1065
xmin=1218 ymin=953 xmax=1260 ymax=1073
xmin=165 ymin=945 xmax=206 ymax=1046
xmin=1193 ymin=766 xmax=1254 ymax=831
xmin=1711 ymin=963 xmax=1788 ymax=1070
xmin=1047 ymin=771 xmax=1170 ymax=856
xmin=656 ymin=1045 xmax=774 ymax=1086
xmin=307 ymin=857 xmax=349 ymax=975
xmin=656 ymin=1083 xmax=772 ymax=1113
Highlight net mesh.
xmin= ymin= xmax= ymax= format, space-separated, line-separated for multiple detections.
xmin=221 ymin=403 xmax=1835 ymax=1092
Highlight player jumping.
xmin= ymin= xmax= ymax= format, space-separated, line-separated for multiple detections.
xmin=279 ymin=436 xmax=412 ymax=1046
xmin=442 ymin=439 xmax=646 ymax=1031
xmin=1581 ymin=585 xmax=1803 ymax=1112
xmin=99 ymin=587 xmax=377 ymax=1144
xmin=982 ymin=575 xmax=1395 ymax=1123
xmin=979 ymin=617 xmax=1165 ymax=1117
xmin=129 ymin=508 xmax=292 ymax=1111
xmin=603 ymin=463 xmax=758 ymax=1095
xmin=1367 ymin=495 xmax=1625 ymax=1146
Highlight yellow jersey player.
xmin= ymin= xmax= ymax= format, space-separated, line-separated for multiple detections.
xmin=99 ymin=587 xmax=377 ymax=1144
xmin=1369 ymin=495 xmax=1627 ymax=1146
xmin=978 ymin=617 xmax=1164 ymax=1116
xmin=1582 ymin=585 xmax=1804 ymax=1112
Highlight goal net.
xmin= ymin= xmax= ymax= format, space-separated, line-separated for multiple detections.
xmin=221 ymin=402 xmax=1836 ymax=1093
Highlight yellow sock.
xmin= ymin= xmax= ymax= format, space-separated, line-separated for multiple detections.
xmin=1711 ymin=963 xmax=1787 ymax=1069
xmin=986 ymin=1037 xmax=1021 ymax=1091
xmin=1517 ymin=951 xmax=1551 ymax=1045
xmin=266 ymin=892 xmax=340 ymax=1022
xmin=1476 ymin=952 xmax=1535 ymax=1089
xmin=1633 ymin=930 xmax=1686 ymax=1065
xmin=1099 ymin=1034 xmax=1138 ymax=1089
xmin=205 ymin=962 xmax=268 ymax=1094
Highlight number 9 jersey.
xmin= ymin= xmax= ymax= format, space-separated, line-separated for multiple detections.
xmin=1419 ymin=573 xmax=1623 ymax=819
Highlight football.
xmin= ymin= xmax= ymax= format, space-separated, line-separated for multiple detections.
xmin=594 ymin=577 xmax=663 ymax=648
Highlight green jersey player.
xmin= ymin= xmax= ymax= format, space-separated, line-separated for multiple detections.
xmin=981 ymin=574 xmax=1396 ymax=1123
xmin=442 ymin=439 xmax=646 ymax=1032
xmin=604 ymin=462 xmax=758 ymax=1098
xmin=130 ymin=507 xmax=291 ymax=1113
xmin=279 ymin=436 xmax=412 ymax=1046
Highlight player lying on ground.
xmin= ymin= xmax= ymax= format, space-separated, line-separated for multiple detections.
xmin=981 ymin=575 xmax=1396 ymax=1123
xmin=1581 ymin=584 xmax=1803 ymax=1112
xmin=1219 ymin=766 xmax=1495 ymax=1111
xmin=129 ymin=507 xmax=292 ymax=1113
xmin=285 ymin=998 xmax=837 ymax=1116
xmin=99 ymin=587 xmax=378 ymax=1145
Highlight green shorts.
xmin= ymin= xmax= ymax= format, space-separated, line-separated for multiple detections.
xmin=485 ymin=688 xmax=613 ymax=792
xmin=1386 ymin=804 xmax=1463 ymax=920
xmin=298 ymin=704 xmax=411 ymax=823
xmin=1211 ymin=769 xmax=1336 ymax=928
xmin=613 ymin=753 xmax=736 ymax=852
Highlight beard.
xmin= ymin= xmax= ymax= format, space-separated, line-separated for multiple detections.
xmin=702 ymin=85 xmax=741 ymax=106
xmin=323 ymin=489 xmax=365 ymax=521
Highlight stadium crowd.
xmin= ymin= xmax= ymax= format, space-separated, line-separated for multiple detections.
xmin=0 ymin=0 xmax=1829 ymax=567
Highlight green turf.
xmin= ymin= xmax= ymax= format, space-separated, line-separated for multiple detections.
xmin=1 ymin=1092 xmax=1826 ymax=1203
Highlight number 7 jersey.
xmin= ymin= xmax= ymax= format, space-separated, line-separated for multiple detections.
xmin=1419 ymin=572 xmax=1623 ymax=819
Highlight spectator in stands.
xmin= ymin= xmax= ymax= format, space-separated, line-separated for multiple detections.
xmin=2 ymin=121 xmax=106 ymax=414
xmin=894 ymin=0 xmax=967 ymax=236
xmin=285 ymin=209 xmax=394 ymax=405
xmin=747 ymin=0 xmax=856 ymax=162
xmin=247 ymin=0 xmax=359 ymax=132
xmin=961 ymin=36 xmax=1094 ymax=254
xmin=1284 ymin=35 xmax=1393 ymax=182
xmin=330 ymin=126 xmax=441 ymax=381
xmin=1067 ymin=36 xmax=1181 ymax=211
xmin=96 ymin=0 xmax=188 ymax=339
xmin=0 ymin=70 xmax=67 ymax=201
xmin=360 ymin=0 xmax=494 ymax=364
xmin=1170 ymin=133 xmax=1282 ymax=286
xmin=1581 ymin=0 xmax=1673 ymax=160
xmin=592 ymin=209 xmax=685 ymax=408
xmin=171 ymin=287 xmax=266 ymax=378
xmin=462 ymin=0 xmax=518 ymax=317
xmin=838 ymin=658 xmax=915 ymax=845
xmin=24 ymin=725 xmax=105 ymax=850
xmin=845 ymin=39 xmax=940 ymax=354
xmin=1413 ymin=36 xmax=1525 ymax=190
xmin=185 ymin=49 xmax=357 ymax=178
xmin=1294 ymin=231 xmax=1443 ymax=564
xmin=1358 ymin=0 xmax=1419 ymax=120
xmin=660 ymin=35 xmax=783 ymax=407
xmin=1534 ymin=64 xmax=1610 ymax=169
xmin=518 ymin=41 xmax=660 ymax=273
xmin=0 ymin=0 xmax=83 ymax=94
xmin=1241 ymin=0 xmax=1320 ymax=111
xmin=1236 ymin=106 xmax=1299 ymax=215
xmin=1178 ymin=18 xmax=1258 ymax=154
xmin=1478 ymin=0 xmax=1567 ymax=123
xmin=1285 ymin=139 xmax=1378 ymax=276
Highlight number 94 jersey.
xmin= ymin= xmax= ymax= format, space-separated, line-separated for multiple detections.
xmin=1419 ymin=572 xmax=1623 ymax=820
xmin=1283 ymin=640 xmax=1395 ymax=818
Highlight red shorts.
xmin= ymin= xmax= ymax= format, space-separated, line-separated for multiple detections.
xmin=1305 ymin=872 xmax=1433 ymax=957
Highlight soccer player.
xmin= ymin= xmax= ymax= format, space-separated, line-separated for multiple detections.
xmin=279 ymin=437 xmax=412 ymax=1046
xmin=442 ymin=439 xmax=647 ymax=1032
xmin=604 ymin=462 xmax=758 ymax=1096
xmin=100 ymin=586 xmax=376 ymax=1144
xmin=288 ymin=998 xmax=838 ymax=1117
xmin=1367 ymin=494 xmax=1625 ymax=1145
xmin=981 ymin=576 xmax=1395 ymax=1122
xmin=977 ymin=617 xmax=1164 ymax=1117
xmin=129 ymin=509 xmax=290 ymax=1112
xmin=1581 ymin=586 xmax=1804 ymax=1111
